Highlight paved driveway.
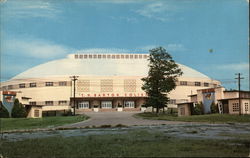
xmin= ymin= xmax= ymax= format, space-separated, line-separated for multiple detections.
xmin=61 ymin=111 xmax=186 ymax=128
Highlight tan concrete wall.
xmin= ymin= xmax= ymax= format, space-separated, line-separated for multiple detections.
xmin=224 ymin=92 xmax=238 ymax=99
xmin=27 ymin=106 xmax=42 ymax=118
xmin=42 ymin=105 xmax=71 ymax=111
xmin=228 ymin=99 xmax=250 ymax=115
xmin=1 ymin=76 xmax=221 ymax=110
xmin=242 ymin=99 xmax=250 ymax=115
xmin=178 ymin=104 xmax=191 ymax=116
xmin=190 ymin=96 xmax=197 ymax=102
xmin=214 ymin=87 xmax=225 ymax=103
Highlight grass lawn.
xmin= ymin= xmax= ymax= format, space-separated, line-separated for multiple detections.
xmin=1 ymin=129 xmax=249 ymax=157
xmin=135 ymin=113 xmax=250 ymax=123
xmin=0 ymin=115 xmax=89 ymax=132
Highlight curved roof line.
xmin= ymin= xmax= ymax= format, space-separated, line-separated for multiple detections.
xmin=12 ymin=56 xmax=210 ymax=80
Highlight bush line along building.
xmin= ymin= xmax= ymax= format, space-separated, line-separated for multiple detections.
xmin=2 ymin=53 xmax=245 ymax=118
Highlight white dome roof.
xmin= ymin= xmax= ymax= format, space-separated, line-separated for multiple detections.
xmin=12 ymin=54 xmax=210 ymax=79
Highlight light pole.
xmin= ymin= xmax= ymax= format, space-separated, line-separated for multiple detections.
xmin=70 ymin=75 xmax=79 ymax=116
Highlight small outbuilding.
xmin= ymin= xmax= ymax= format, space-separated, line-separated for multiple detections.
xmin=177 ymin=102 xmax=194 ymax=116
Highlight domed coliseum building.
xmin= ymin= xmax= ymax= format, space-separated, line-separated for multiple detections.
xmin=0 ymin=53 xmax=221 ymax=117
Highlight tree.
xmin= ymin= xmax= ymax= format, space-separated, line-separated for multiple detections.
xmin=11 ymin=99 xmax=27 ymax=118
xmin=193 ymin=102 xmax=204 ymax=115
xmin=210 ymin=101 xmax=219 ymax=114
xmin=142 ymin=47 xmax=183 ymax=114
xmin=0 ymin=101 xmax=9 ymax=118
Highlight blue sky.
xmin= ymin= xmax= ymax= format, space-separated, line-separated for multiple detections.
xmin=0 ymin=0 xmax=249 ymax=90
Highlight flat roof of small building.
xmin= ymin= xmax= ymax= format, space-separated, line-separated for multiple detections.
xmin=218 ymin=97 xmax=250 ymax=101
xmin=177 ymin=102 xmax=194 ymax=105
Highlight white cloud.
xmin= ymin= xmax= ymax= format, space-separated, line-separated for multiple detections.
xmin=166 ymin=44 xmax=187 ymax=51
xmin=217 ymin=63 xmax=249 ymax=71
xmin=136 ymin=2 xmax=170 ymax=22
xmin=2 ymin=0 xmax=61 ymax=19
xmin=137 ymin=44 xmax=187 ymax=52
xmin=3 ymin=38 xmax=72 ymax=59
xmin=110 ymin=16 xmax=138 ymax=23
xmin=90 ymin=0 xmax=144 ymax=4
xmin=135 ymin=1 xmax=180 ymax=22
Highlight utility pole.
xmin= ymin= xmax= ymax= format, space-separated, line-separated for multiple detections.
xmin=70 ymin=75 xmax=79 ymax=116
xmin=235 ymin=73 xmax=244 ymax=115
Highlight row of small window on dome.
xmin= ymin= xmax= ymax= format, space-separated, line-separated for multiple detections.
xmin=74 ymin=54 xmax=148 ymax=59
xmin=178 ymin=81 xmax=213 ymax=87
xmin=29 ymin=100 xmax=69 ymax=106
xmin=1 ymin=80 xmax=216 ymax=91
xmin=1 ymin=81 xmax=70 ymax=90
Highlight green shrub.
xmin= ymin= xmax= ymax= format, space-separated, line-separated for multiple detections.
xmin=193 ymin=102 xmax=204 ymax=115
xmin=210 ymin=102 xmax=219 ymax=114
xmin=63 ymin=110 xmax=73 ymax=116
xmin=0 ymin=101 xmax=10 ymax=118
xmin=11 ymin=99 xmax=27 ymax=118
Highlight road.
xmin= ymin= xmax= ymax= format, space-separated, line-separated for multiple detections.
xmin=60 ymin=111 xmax=186 ymax=128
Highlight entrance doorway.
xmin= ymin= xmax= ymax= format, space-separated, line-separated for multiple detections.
xmin=78 ymin=101 xmax=89 ymax=109
xmin=124 ymin=101 xmax=135 ymax=108
xmin=101 ymin=101 xmax=112 ymax=109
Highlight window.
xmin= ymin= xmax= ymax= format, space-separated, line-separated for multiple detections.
xmin=232 ymin=103 xmax=239 ymax=112
xmin=30 ymin=83 xmax=36 ymax=87
xmin=98 ymin=55 xmax=101 ymax=59
xmin=107 ymin=55 xmax=111 ymax=58
xmin=143 ymin=55 xmax=148 ymax=59
xmin=204 ymin=82 xmax=209 ymax=87
xmin=8 ymin=85 xmax=13 ymax=89
xmin=84 ymin=55 xmax=88 ymax=59
xmin=134 ymin=55 xmax=138 ymax=59
xmin=75 ymin=54 xmax=78 ymax=59
xmin=101 ymin=101 xmax=112 ymax=109
xmin=180 ymin=81 xmax=187 ymax=86
xmin=78 ymin=101 xmax=89 ymax=109
xmin=112 ymin=55 xmax=115 ymax=59
xmin=121 ymin=55 xmax=124 ymax=59
xmin=89 ymin=55 xmax=92 ymax=58
xmin=116 ymin=55 xmax=120 ymax=59
xmin=19 ymin=83 xmax=25 ymax=88
xmin=169 ymin=99 xmax=176 ymax=104
xmin=124 ymin=101 xmax=135 ymax=108
xmin=45 ymin=82 xmax=53 ymax=86
xmin=93 ymin=54 xmax=97 ymax=58
xmin=79 ymin=55 xmax=83 ymax=59
xmin=195 ymin=82 xmax=201 ymax=86
xmin=59 ymin=100 xmax=68 ymax=105
xmin=102 ymin=55 xmax=106 ymax=58
xmin=30 ymin=102 xmax=36 ymax=105
xmin=125 ymin=55 xmax=129 ymax=59
xmin=59 ymin=81 xmax=67 ymax=86
xmin=34 ymin=110 xmax=40 ymax=117
xmin=130 ymin=55 xmax=133 ymax=59
xmin=1 ymin=86 xmax=7 ymax=90
xmin=139 ymin=55 xmax=142 ymax=59
xmin=45 ymin=101 xmax=53 ymax=106
xmin=245 ymin=102 xmax=249 ymax=112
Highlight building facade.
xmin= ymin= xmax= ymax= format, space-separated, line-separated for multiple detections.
xmin=0 ymin=53 xmax=221 ymax=117
xmin=177 ymin=87 xmax=250 ymax=116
